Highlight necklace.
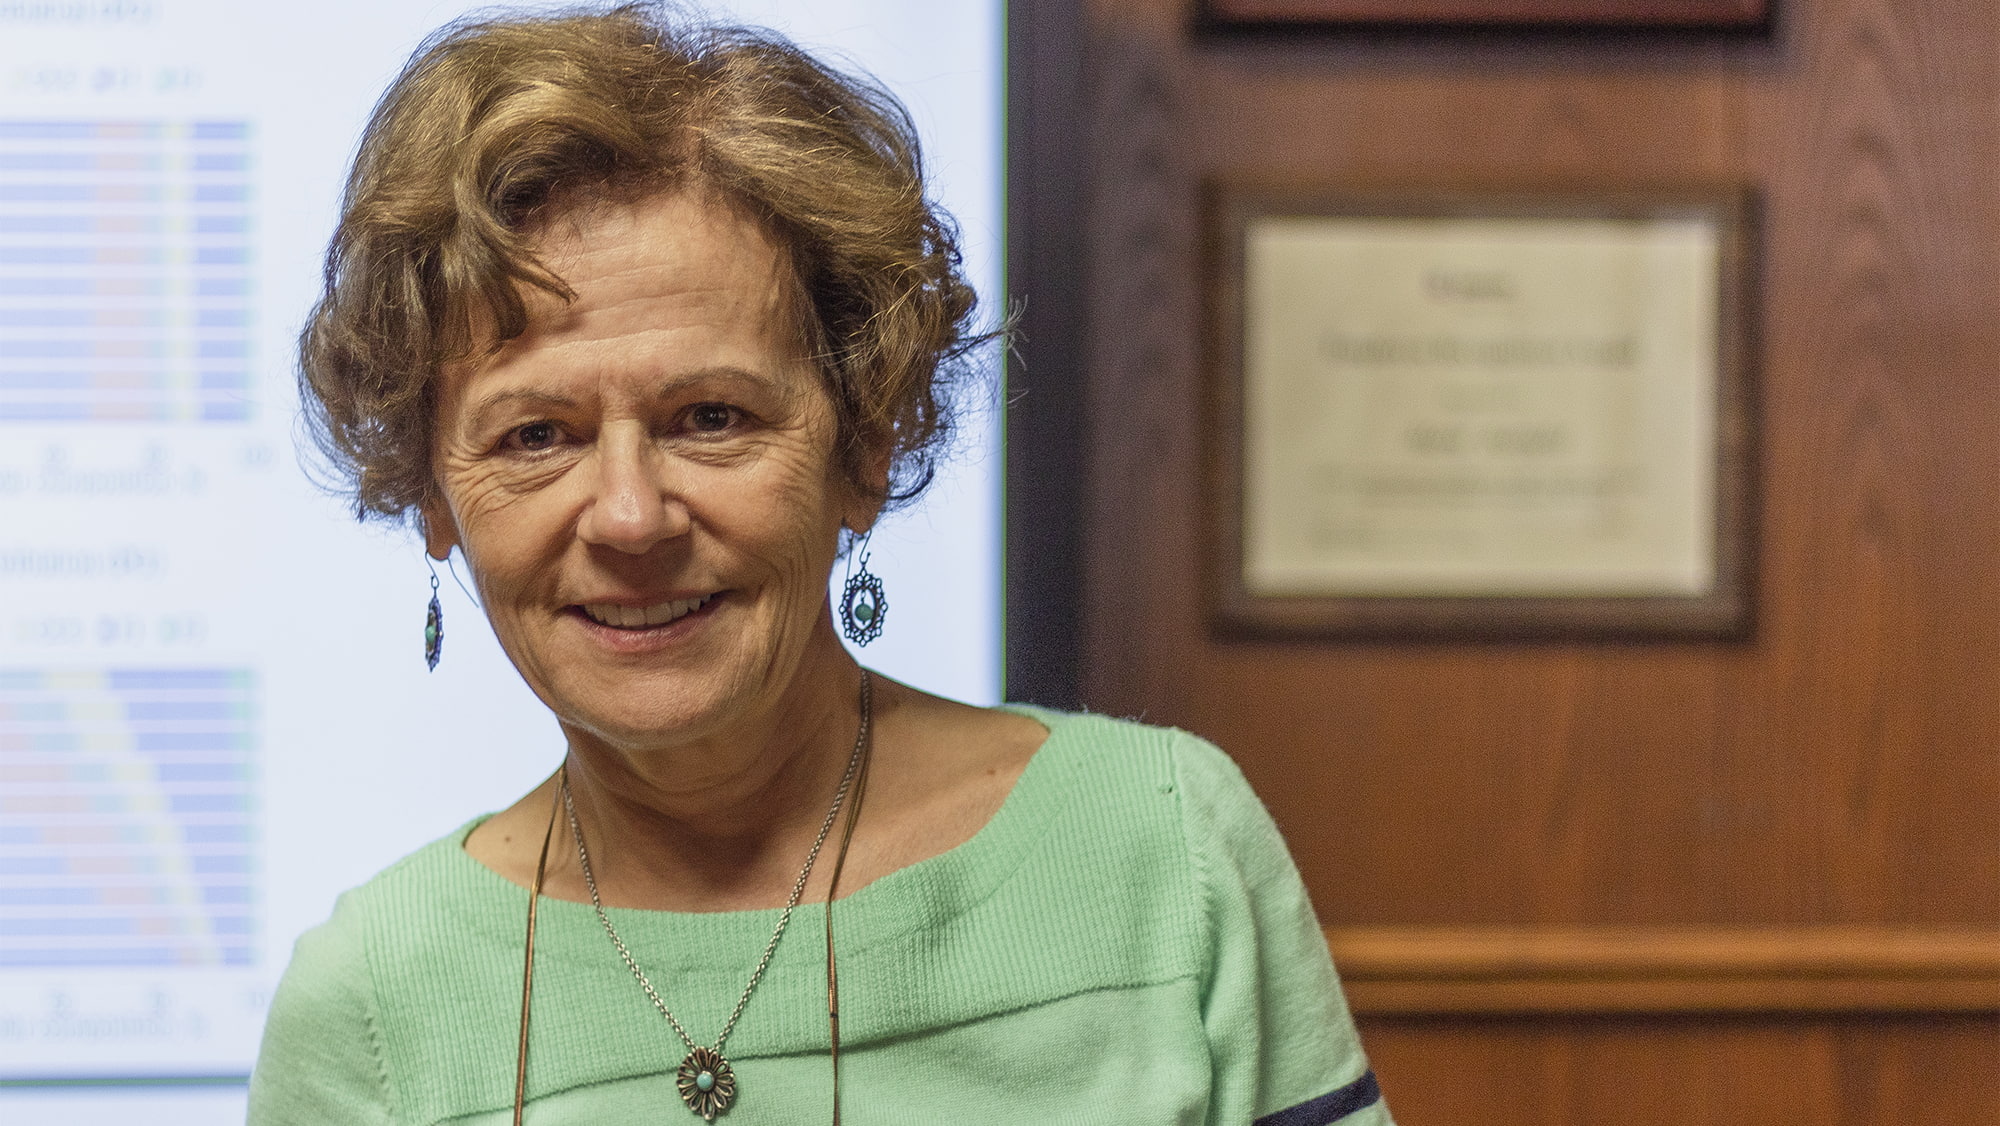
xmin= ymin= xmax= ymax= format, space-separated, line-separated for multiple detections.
xmin=560 ymin=670 xmax=872 ymax=1122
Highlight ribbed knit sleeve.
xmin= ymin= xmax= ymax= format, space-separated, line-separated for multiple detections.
xmin=1174 ymin=734 xmax=1391 ymax=1126
xmin=247 ymin=890 xmax=397 ymax=1126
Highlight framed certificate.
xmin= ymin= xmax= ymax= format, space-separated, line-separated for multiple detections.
xmin=1198 ymin=1 xmax=1770 ymax=29
xmin=1207 ymin=186 xmax=1757 ymax=639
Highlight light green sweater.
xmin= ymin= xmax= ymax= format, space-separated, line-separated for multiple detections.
xmin=248 ymin=709 xmax=1390 ymax=1125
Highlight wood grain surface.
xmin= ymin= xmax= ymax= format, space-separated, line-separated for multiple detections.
xmin=1354 ymin=1014 xmax=2000 ymax=1124
xmin=1201 ymin=0 xmax=1770 ymax=29
xmin=1328 ymin=926 xmax=2000 ymax=1013
xmin=1055 ymin=0 xmax=2000 ymax=1118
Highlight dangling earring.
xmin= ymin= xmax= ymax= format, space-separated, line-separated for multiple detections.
xmin=424 ymin=564 xmax=444 ymax=671
xmin=839 ymin=531 xmax=887 ymax=646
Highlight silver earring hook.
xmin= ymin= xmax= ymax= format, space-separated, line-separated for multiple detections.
xmin=435 ymin=550 xmax=480 ymax=609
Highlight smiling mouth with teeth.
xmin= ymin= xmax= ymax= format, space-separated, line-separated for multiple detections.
xmin=579 ymin=593 xmax=718 ymax=630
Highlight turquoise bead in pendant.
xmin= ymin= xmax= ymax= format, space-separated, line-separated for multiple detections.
xmin=695 ymin=1071 xmax=715 ymax=1093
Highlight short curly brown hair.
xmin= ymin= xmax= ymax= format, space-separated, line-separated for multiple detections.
xmin=299 ymin=2 xmax=985 ymax=523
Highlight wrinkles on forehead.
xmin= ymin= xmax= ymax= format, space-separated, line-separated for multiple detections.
xmin=515 ymin=180 xmax=816 ymax=357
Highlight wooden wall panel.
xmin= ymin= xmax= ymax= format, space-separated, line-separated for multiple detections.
xmin=1356 ymin=1015 xmax=2000 ymax=1126
xmin=1061 ymin=0 xmax=2000 ymax=1119
xmin=1079 ymin=0 xmax=2000 ymax=926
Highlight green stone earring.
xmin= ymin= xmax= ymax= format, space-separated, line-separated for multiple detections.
xmin=839 ymin=533 xmax=886 ymax=647
xmin=424 ymin=568 xmax=444 ymax=671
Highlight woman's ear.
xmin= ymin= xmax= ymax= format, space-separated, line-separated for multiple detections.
xmin=842 ymin=500 xmax=882 ymax=541
xmin=418 ymin=495 xmax=461 ymax=562
xmin=843 ymin=447 xmax=893 ymax=536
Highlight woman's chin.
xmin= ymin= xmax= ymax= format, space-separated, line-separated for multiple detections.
xmin=524 ymin=598 xmax=775 ymax=750
xmin=549 ymin=674 xmax=744 ymax=752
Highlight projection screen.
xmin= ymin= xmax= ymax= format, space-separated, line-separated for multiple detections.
xmin=0 ymin=2 xmax=1001 ymax=1120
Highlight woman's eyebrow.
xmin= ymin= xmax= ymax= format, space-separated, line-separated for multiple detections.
xmin=647 ymin=366 xmax=799 ymax=405
xmin=464 ymin=368 xmax=786 ymax=428
xmin=464 ymin=389 xmax=579 ymax=432
xmin=658 ymin=365 xmax=768 ymax=390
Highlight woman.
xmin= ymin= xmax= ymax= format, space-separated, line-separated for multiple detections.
xmin=250 ymin=6 xmax=1390 ymax=1125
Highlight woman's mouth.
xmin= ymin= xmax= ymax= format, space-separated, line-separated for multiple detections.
xmin=578 ymin=593 xmax=719 ymax=630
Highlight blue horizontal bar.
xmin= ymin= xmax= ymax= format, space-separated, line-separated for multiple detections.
xmin=0 ymin=887 xmax=103 ymax=906
xmin=108 ymin=669 xmax=248 ymax=691
xmin=181 ymin=823 xmax=252 ymax=844
xmin=137 ymin=735 xmax=249 ymax=755
xmin=0 ymin=122 xmax=160 ymax=140
xmin=0 ymin=341 xmax=164 ymax=358
xmin=0 ymin=948 xmax=197 ymax=968
xmin=0 ymin=278 xmax=163 ymax=296
xmin=0 ymin=247 xmax=158 ymax=265
xmin=0 ymin=370 xmax=170 ymax=386
xmin=154 ymin=762 xmax=247 ymax=783
xmin=0 ymin=916 xmax=154 ymax=936
xmin=125 ymin=700 xmax=245 ymax=721
xmin=0 ymin=309 xmax=162 ymax=328
xmin=0 ymin=154 xmax=164 ymax=172
xmin=0 ymin=403 xmax=152 ymax=421
xmin=0 ymin=185 xmax=161 ymax=203
xmin=0 ymin=215 xmax=163 ymax=234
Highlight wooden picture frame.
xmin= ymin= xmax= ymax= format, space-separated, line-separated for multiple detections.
xmin=1206 ymin=185 xmax=1757 ymax=640
xmin=1197 ymin=0 xmax=1770 ymax=30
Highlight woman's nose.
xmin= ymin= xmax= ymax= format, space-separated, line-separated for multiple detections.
xmin=575 ymin=426 xmax=690 ymax=553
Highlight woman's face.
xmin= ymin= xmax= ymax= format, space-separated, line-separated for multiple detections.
xmin=423 ymin=188 xmax=871 ymax=751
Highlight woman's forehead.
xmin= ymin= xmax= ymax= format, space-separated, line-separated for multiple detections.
xmin=456 ymin=189 xmax=808 ymax=384
xmin=528 ymin=190 xmax=793 ymax=319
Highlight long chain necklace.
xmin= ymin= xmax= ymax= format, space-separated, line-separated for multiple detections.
xmin=561 ymin=670 xmax=872 ymax=1122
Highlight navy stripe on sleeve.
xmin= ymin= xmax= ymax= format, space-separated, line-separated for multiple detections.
xmin=1251 ymin=1070 xmax=1382 ymax=1126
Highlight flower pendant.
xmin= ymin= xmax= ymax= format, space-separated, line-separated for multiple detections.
xmin=676 ymin=1047 xmax=736 ymax=1121
xmin=423 ymin=588 xmax=443 ymax=671
xmin=839 ymin=567 xmax=886 ymax=646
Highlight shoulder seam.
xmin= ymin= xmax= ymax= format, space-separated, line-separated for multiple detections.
xmin=1167 ymin=729 xmax=1222 ymax=1001
xmin=356 ymin=909 xmax=400 ymax=1123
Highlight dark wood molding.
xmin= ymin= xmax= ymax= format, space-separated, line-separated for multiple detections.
xmin=1197 ymin=0 xmax=1771 ymax=31
xmin=1327 ymin=926 xmax=2000 ymax=1015
xmin=1003 ymin=0 xmax=1090 ymax=709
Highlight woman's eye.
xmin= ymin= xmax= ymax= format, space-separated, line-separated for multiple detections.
xmin=687 ymin=403 xmax=738 ymax=432
xmin=511 ymin=421 xmax=560 ymax=451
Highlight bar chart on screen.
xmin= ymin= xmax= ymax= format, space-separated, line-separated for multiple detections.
xmin=0 ymin=666 xmax=266 ymax=1083
xmin=0 ymin=119 xmax=252 ymax=425
xmin=0 ymin=668 xmax=256 ymax=972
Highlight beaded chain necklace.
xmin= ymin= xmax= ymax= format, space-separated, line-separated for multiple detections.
xmin=514 ymin=671 xmax=874 ymax=1124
